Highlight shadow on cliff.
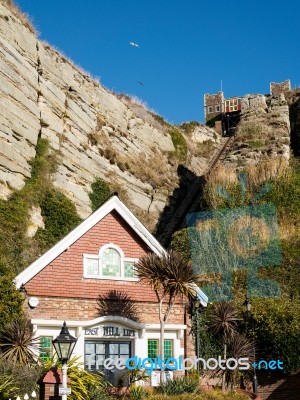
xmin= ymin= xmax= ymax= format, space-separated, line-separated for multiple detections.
xmin=289 ymin=96 xmax=300 ymax=157
xmin=154 ymin=164 xmax=207 ymax=247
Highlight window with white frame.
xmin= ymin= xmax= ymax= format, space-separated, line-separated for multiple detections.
xmin=83 ymin=244 xmax=137 ymax=280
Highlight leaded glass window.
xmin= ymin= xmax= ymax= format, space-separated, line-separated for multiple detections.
xmin=84 ymin=245 xmax=138 ymax=280
xmin=40 ymin=337 xmax=52 ymax=362
xmin=85 ymin=257 xmax=99 ymax=276
xmin=102 ymin=248 xmax=121 ymax=277
xmin=124 ymin=262 xmax=135 ymax=278
xmin=147 ymin=339 xmax=173 ymax=360
xmin=148 ymin=339 xmax=158 ymax=360
xmin=164 ymin=339 xmax=173 ymax=359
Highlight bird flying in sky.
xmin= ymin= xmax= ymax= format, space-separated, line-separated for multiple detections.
xmin=129 ymin=42 xmax=139 ymax=47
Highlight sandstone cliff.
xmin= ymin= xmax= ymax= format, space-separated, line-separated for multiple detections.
xmin=0 ymin=0 xmax=220 ymax=228
xmin=222 ymin=93 xmax=290 ymax=167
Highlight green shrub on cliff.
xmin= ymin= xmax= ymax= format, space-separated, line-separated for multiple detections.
xmin=35 ymin=189 xmax=82 ymax=251
xmin=0 ymin=138 xmax=81 ymax=271
xmin=89 ymin=177 xmax=111 ymax=211
xmin=168 ymin=127 xmax=187 ymax=161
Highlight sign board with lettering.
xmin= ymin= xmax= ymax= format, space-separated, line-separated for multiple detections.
xmin=59 ymin=388 xmax=71 ymax=395
xmin=84 ymin=325 xmax=136 ymax=338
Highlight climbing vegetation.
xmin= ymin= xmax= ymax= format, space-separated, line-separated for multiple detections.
xmin=0 ymin=138 xmax=81 ymax=273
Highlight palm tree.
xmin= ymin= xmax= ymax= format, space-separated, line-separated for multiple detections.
xmin=226 ymin=333 xmax=256 ymax=389
xmin=209 ymin=302 xmax=240 ymax=390
xmin=136 ymin=250 xmax=199 ymax=379
xmin=0 ymin=318 xmax=39 ymax=366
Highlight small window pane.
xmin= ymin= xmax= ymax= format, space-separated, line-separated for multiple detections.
xmin=86 ymin=258 xmax=99 ymax=276
xmin=109 ymin=343 xmax=119 ymax=354
xmin=40 ymin=337 xmax=52 ymax=362
xmin=85 ymin=343 xmax=95 ymax=353
xmin=96 ymin=355 xmax=105 ymax=366
xmin=120 ymin=343 xmax=130 ymax=355
xmin=96 ymin=343 xmax=105 ymax=354
xmin=103 ymin=248 xmax=121 ymax=277
xmin=148 ymin=339 xmax=158 ymax=360
xmin=124 ymin=262 xmax=135 ymax=278
xmin=164 ymin=340 xmax=173 ymax=359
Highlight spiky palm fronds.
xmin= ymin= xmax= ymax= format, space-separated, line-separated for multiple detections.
xmin=135 ymin=252 xmax=165 ymax=292
xmin=209 ymin=302 xmax=240 ymax=391
xmin=229 ymin=333 xmax=255 ymax=362
xmin=136 ymin=250 xmax=201 ymax=368
xmin=0 ymin=318 xmax=39 ymax=366
xmin=226 ymin=334 xmax=256 ymax=389
xmin=136 ymin=250 xmax=199 ymax=299
xmin=209 ymin=302 xmax=240 ymax=340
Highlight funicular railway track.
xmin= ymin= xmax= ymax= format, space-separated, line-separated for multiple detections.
xmin=157 ymin=135 xmax=235 ymax=247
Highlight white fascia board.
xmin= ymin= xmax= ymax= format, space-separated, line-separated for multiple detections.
xmin=15 ymin=196 xmax=166 ymax=288
xmin=31 ymin=315 xmax=147 ymax=330
xmin=144 ymin=324 xmax=186 ymax=330
xmin=196 ymin=287 xmax=209 ymax=307
xmin=190 ymin=283 xmax=208 ymax=308
xmin=31 ymin=318 xmax=185 ymax=332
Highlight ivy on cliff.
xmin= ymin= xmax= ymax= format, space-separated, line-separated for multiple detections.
xmin=0 ymin=265 xmax=23 ymax=329
xmin=88 ymin=177 xmax=111 ymax=211
xmin=35 ymin=189 xmax=81 ymax=251
xmin=168 ymin=127 xmax=187 ymax=161
xmin=0 ymin=138 xmax=81 ymax=273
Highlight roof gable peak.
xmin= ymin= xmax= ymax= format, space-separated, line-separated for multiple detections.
xmin=15 ymin=195 xmax=165 ymax=288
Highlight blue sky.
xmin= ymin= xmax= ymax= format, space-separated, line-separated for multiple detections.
xmin=17 ymin=0 xmax=300 ymax=125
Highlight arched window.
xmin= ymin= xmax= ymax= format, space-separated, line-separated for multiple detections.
xmin=83 ymin=244 xmax=138 ymax=280
xmin=102 ymin=248 xmax=121 ymax=277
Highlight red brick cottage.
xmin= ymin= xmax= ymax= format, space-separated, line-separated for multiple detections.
xmin=15 ymin=195 xmax=207 ymax=386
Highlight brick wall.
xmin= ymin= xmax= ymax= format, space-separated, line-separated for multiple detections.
xmin=25 ymin=296 xmax=186 ymax=325
xmin=257 ymin=370 xmax=300 ymax=400
xmin=25 ymin=211 xmax=160 ymax=302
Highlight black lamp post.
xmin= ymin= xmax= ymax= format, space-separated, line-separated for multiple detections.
xmin=191 ymin=298 xmax=206 ymax=364
xmin=52 ymin=322 xmax=77 ymax=400
xmin=244 ymin=297 xmax=258 ymax=395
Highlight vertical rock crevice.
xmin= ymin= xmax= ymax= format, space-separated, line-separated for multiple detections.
xmin=36 ymin=40 xmax=43 ymax=141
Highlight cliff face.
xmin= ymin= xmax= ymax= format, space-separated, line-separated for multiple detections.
xmin=0 ymin=1 xmax=220 ymax=225
xmin=222 ymin=93 xmax=291 ymax=167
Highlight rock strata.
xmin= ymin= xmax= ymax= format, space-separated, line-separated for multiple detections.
xmin=0 ymin=1 xmax=219 ymax=225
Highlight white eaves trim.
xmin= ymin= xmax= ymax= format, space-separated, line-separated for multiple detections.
xmin=31 ymin=315 xmax=147 ymax=330
xmin=31 ymin=317 xmax=186 ymax=333
xmin=15 ymin=196 xmax=166 ymax=288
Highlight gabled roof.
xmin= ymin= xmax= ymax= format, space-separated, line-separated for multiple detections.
xmin=15 ymin=195 xmax=166 ymax=288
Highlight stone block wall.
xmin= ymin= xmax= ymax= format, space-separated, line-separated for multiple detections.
xmin=270 ymin=80 xmax=291 ymax=96
xmin=204 ymin=92 xmax=224 ymax=119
